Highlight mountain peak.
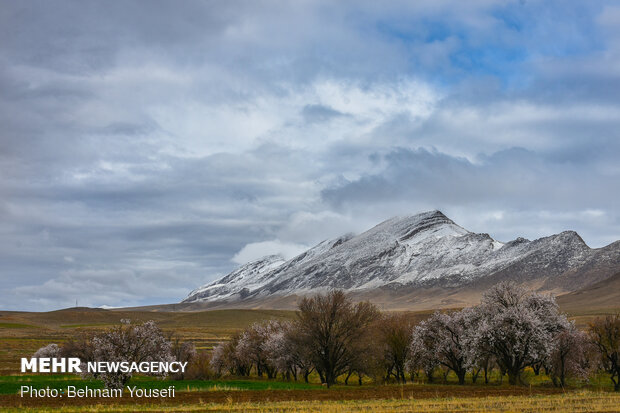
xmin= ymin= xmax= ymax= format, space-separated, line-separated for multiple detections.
xmin=370 ymin=210 xmax=452 ymax=231
xmin=390 ymin=210 xmax=466 ymax=242
xmin=558 ymin=230 xmax=587 ymax=244
xmin=394 ymin=209 xmax=451 ymax=223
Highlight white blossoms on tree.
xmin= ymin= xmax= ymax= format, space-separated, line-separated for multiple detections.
xmin=407 ymin=329 xmax=440 ymax=383
xmin=263 ymin=320 xmax=315 ymax=382
xmin=262 ymin=321 xmax=297 ymax=380
xmin=467 ymin=282 xmax=569 ymax=385
xmin=86 ymin=321 xmax=174 ymax=389
xmin=210 ymin=333 xmax=252 ymax=377
xmin=234 ymin=320 xmax=283 ymax=379
xmin=33 ymin=343 xmax=61 ymax=359
xmin=411 ymin=308 xmax=476 ymax=385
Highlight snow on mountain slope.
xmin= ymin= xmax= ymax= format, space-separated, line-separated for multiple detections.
xmin=186 ymin=255 xmax=286 ymax=301
xmin=183 ymin=210 xmax=620 ymax=304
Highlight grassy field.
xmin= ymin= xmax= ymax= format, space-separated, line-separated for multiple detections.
xmin=1 ymin=306 xmax=619 ymax=412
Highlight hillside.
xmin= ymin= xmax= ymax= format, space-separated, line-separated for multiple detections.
xmin=556 ymin=271 xmax=620 ymax=313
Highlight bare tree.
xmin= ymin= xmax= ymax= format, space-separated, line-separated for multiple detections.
xmin=548 ymin=324 xmax=589 ymax=387
xmin=169 ymin=337 xmax=196 ymax=380
xmin=185 ymin=350 xmax=216 ymax=380
xmin=468 ymin=282 xmax=569 ymax=385
xmin=378 ymin=313 xmax=415 ymax=383
xmin=342 ymin=325 xmax=382 ymax=385
xmin=58 ymin=333 xmax=97 ymax=375
xmin=60 ymin=334 xmax=94 ymax=361
xmin=297 ymin=290 xmax=379 ymax=387
xmin=589 ymin=314 xmax=620 ymax=391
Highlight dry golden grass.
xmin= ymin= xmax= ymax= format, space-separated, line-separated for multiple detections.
xmin=1 ymin=391 xmax=619 ymax=413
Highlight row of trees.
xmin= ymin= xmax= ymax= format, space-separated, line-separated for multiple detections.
xmin=33 ymin=283 xmax=620 ymax=391
xmin=210 ymin=283 xmax=620 ymax=390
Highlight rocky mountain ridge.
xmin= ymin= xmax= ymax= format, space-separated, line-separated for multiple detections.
xmin=184 ymin=210 xmax=620 ymax=309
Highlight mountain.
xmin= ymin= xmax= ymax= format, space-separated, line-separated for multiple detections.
xmin=183 ymin=210 xmax=620 ymax=310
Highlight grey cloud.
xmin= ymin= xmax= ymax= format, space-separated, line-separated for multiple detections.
xmin=321 ymin=147 xmax=619 ymax=247
xmin=0 ymin=146 xmax=324 ymax=310
xmin=1 ymin=0 xmax=619 ymax=310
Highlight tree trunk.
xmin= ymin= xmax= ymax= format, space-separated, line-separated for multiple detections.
xmin=611 ymin=373 xmax=619 ymax=392
xmin=344 ymin=370 xmax=352 ymax=385
xmin=471 ymin=368 xmax=479 ymax=384
xmin=508 ymin=374 xmax=517 ymax=385
xmin=457 ymin=369 xmax=466 ymax=385
xmin=325 ymin=370 xmax=334 ymax=388
xmin=507 ymin=368 xmax=520 ymax=385
xmin=426 ymin=369 xmax=434 ymax=383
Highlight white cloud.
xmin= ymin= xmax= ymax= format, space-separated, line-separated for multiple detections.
xmin=232 ymin=239 xmax=309 ymax=264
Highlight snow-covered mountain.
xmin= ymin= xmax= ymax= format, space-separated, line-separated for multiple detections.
xmin=184 ymin=210 xmax=620 ymax=308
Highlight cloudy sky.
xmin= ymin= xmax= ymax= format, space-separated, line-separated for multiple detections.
xmin=1 ymin=0 xmax=619 ymax=311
